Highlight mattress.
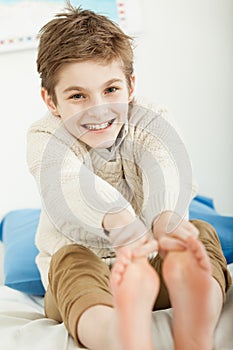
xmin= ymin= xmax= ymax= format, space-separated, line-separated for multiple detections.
xmin=0 ymin=262 xmax=232 ymax=350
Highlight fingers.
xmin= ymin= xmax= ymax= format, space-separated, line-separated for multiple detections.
xmin=115 ymin=219 xmax=199 ymax=261
xmin=159 ymin=236 xmax=187 ymax=251
xmin=157 ymin=235 xmax=187 ymax=259
xmin=107 ymin=217 xmax=149 ymax=248
xmin=132 ymin=239 xmax=158 ymax=258
xmin=169 ymin=221 xmax=199 ymax=241
xmin=157 ymin=223 xmax=199 ymax=258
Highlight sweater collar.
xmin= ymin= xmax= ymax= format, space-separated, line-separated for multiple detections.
xmin=89 ymin=120 xmax=128 ymax=161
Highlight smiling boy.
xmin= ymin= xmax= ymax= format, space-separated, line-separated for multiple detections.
xmin=42 ymin=59 xmax=134 ymax=149
xmin=27 ymin=3 xmax=231 ymax=350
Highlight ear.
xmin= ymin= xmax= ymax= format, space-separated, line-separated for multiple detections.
xmin=128 ymin=75 xmax=135 ymax=102
xmin=41 ymin=88 xmax=60 ymax=116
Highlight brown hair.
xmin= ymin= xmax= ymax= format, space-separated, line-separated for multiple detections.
xmin=37 ymin=1 xmax=134 ymax=104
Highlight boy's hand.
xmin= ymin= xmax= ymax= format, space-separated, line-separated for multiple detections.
xmin=116 ymin=230 xmax=158 ymax=260
xmin=103 ymin=209 xmax=158 ymax=258
xmin=152 ymin=211 xmax=199 ymax=258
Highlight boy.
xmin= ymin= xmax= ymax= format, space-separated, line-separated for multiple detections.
xmin=27 ymin=3 xmax=231 ymax=349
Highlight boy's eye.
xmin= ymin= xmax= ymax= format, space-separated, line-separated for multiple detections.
xmin=105 ymin=86 xmax=118 ymax=94
xmin=70 ymin=93 xmax=85 ymax=100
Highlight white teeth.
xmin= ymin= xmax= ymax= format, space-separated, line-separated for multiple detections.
xmin=85 ymin=120 xmax=112 ymax=130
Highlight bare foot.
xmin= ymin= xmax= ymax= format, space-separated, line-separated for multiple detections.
xmin=110 ymin=255 xmax=159 ymax=350
xmin=163 ymin=236 xmax=223 ymax=350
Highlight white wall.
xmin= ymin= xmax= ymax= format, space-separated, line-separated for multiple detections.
xmin=135 ymin=0 xmax=233 ymax=215
xmin=0 ymin=50 xmax=46 ymax=216
xmin=0 ymin=0 xmax=232 ymax=217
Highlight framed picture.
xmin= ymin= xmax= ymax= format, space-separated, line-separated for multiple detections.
xmin=0 ymin=0 xmax=142 ymax=53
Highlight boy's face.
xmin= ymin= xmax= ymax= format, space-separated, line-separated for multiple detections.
xmin=42 ymin=59 xmax=135 ymax=149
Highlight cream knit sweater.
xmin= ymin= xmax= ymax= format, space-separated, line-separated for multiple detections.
xmin=27 ymin=105 xmax=197 ymax=290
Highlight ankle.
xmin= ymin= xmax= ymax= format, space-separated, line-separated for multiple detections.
xmin=77 ymin=305 xmax=119 ymax=350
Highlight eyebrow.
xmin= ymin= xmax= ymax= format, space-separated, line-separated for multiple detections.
xmin=62 ymin=78 xmax=124 ymax=94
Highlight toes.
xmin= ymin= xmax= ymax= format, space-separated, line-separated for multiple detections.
xmin=187 ymin=236 xmax=212 ymax=273
xmin=109 ymin=270 xmax=122 ymax=290
xmin=187 ymin=236 xmax=203 ymax=255
xmin=114 ymin=255 xmax=131 ymax=268
xmin=113 ymin=261 xmax=126 ymax=274
xmin=110 ymin=255 xmax=132 ymax=288
xmin=112 ymin=261 xmax=125 ymax=277
xmin=110 ymin=264 xmax=125 ymax=288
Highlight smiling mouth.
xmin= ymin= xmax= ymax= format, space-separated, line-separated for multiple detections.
xmin=82 ymin=118 xmax=115 ymax=131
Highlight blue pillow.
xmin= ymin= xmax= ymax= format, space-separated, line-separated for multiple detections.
xmin=189 ymin=195 xmax=233 ymax=264
xmin=0 ymin=209 xmax=45 ymax=296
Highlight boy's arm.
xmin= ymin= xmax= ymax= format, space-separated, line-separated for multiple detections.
xmin=131 ymin=108 xmax=198 ymax=255
xmin=27 ymin=125 xmax=150 ymax=249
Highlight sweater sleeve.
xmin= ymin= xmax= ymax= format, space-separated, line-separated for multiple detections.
xmin=27 ymin=120 xmax=136 ymax=243
xmin=130 ymin=106 xmax=198 ymax=229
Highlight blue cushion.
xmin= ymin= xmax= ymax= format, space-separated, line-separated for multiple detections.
xmin=0 ymin=209 xmax=45 ymax=296
xmin=189 ymin=195 xmax=233 ymax=264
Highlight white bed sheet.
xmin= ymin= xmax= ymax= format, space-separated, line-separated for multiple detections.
xmin=0 ymin=264 xmax=232 ymax=350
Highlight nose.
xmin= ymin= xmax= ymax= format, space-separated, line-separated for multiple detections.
xmin=86 ymin=98 xmax=109 ymax=121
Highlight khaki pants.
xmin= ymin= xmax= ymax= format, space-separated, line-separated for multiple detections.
xmin=44 ymin=220 xmax=232 ymax=346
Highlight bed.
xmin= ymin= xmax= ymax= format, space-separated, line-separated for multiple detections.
xmin=0 ymin=195 xmax=233 ymax=350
